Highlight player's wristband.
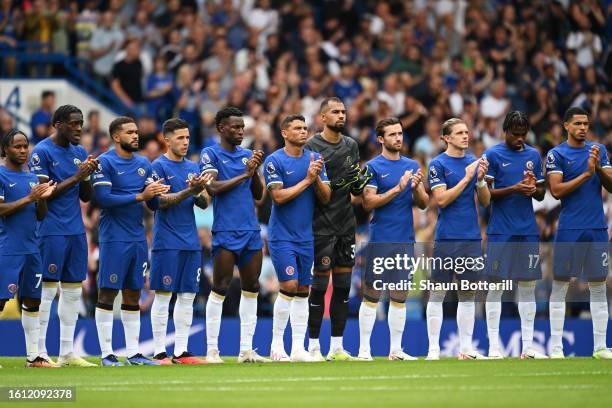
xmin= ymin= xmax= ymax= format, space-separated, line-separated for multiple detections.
xmin=476 ymin=179 xmax=486 ymax=188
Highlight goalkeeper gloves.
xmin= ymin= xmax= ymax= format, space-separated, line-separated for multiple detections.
xmin=350 ymin=165 xmax=373 ymax=195
xmin=330 ymin=163 xmax=361 ymax=191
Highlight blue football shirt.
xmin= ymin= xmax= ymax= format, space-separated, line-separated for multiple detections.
xmin=151 ymin=155 xmax=201 ymax=251
xmin=428 ymin=152 xmax=481 ymax=241
xmin=199 ymin=144 xmax=259 ymax=232
xmin=0 ymin=166 xmax=40 ymax=255
xmin=365 ymin=155 xmax=421 ymax=243
xmin=92 ymin=150 xmax=153 ymax=242
xmin=29 ymin=137 xmax=88 ymax=236
xmin=546 ymin=141 xmax=610 ymax=230
xmin=484 ymin=143 xmax=543 ymax=236
xmin=263 ymin=148 xmax=329 ymax=242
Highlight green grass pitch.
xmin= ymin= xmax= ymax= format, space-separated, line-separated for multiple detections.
xmin=0 ymin=357 xmax=610 ymax=407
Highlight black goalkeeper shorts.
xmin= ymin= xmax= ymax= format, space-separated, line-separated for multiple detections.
xmin=314 ymin=234 xmax=356 ymax=272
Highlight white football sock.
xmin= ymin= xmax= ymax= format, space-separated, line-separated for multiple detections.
xmin=517 ymin=282 xmax=536 ymax=352
xmin=38 ymin=284 xmax=57 ymax=355
xmin=358 ymin=301 xmax=377 ymax=355
xmin=239 ymin=290 xmax=258 ymax=352
xmin=308 ymin=337 xmax=320 ymax=352
xmin=426 ymin=290 xmax=446 ymax=353
xmin=457 ymin=290 xmax=476 ymax=354
xmin=173 ymin=292 xmax=195 ymax=356
xmin=486 ymin=289 xmax=503 ymax=353
xmin=121 ymin=307 xmax=141 ymax=358
xmin=95 ymin=307 xmax=114 ymax=358
xmin=151 ymin=292 xmax=171 ymax=356
xmin=388 ymin=301 xmax=406 ymax=353
xmin=589 ymin=282 xmax=608 ymax=351
xmin=272 ymin=293 xmax=292 ymax=350
xmin=206 ymin=292 xmax=224 ymax=352
xmin=58 ymin=286 xmax=82 ymax=357
xmin=330 ymin=336 xmax=343 ymax=352
xmin=22 ymin=309 xmax=40 ymax=361
xmin=290 ymin=296 xmax=309 ymax=355
xmin=549 ymin=280 xmax=568 ymax=351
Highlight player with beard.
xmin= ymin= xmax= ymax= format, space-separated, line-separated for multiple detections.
xmin=93 ymin=116 xmax=169 ymax=366
xmin=29 ymin=105 xmax=98 ymax=367
xmin=305 ymin=97 xmax=371 ymax=361
xmin=358 ymin=118 xmax=428 ymax=361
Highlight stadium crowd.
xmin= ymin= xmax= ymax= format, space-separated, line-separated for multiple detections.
xmin=0 ymin=0 xmax=611 ymax=320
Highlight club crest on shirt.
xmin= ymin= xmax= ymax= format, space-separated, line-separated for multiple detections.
xmin=138 ymin=168 xmax=146 ymax=177
xmin=266 ymin=162 xmax=276 ymax=175
xmin=31 ymin=153 xmax=40 ymax=165
xmin=74 ymin=158 xmax=82 ymax=166
xmin=7 ymin=283 xmax=17 ymax=294
xmin=29 ymin=181 xmax=37 ymax=188
xmin=242 ymin=157 xmax=249 ymax=165
xmin=187 ymin=173 xmax=197 ymax=181
xmin=344 ymin=156 xmax=353 ymax=168
xmin=202 ymin=152 xmax=211 ymax=164
xmin=525 ymin=160 xmax=534 ymax=170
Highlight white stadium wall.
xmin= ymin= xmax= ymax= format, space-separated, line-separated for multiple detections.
xmin=0 ymin=79 xmax=117 ymax=137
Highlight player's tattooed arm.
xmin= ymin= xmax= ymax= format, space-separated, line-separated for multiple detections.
xmin=313 ymin=176 xmax=331 ymax=204
xmin=362 ymin=170 xmax=411 ymax=210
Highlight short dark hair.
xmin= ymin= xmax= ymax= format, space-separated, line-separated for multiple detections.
xmin=281 ymin=114 xmax=305 ymax=130
xmin=563 ymin=107 xmax=589 ymax=123
xmin=42 ymin=90 xmax=55 ymax=99
xmin=375 ymin=117 xmax=401 ymax=137
xmin=215 ymin=106 xmax=243 ymax=128
xmin=52 ymin=105 xmax=82 ymax=126
xmin=109 ymin=116 xmax=136 ymax=136
xmin=502 ymin=111 xmax=529 ymax=133
xmin=320 ymin=97 xmax=344 ymax=112
xmin=1 ymin=129 xmax=28 ymax=157
xmin=162 ymin=118 xmax=189 ymax=136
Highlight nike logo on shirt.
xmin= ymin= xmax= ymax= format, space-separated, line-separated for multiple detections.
xmin=222 ymin=160 xmax=229 ymax=164
xmin=117 ymin=171 xmax=125 ymax=175
xmin=381 ymin=173 xmax=389 ymax=178
xmin=286 ymin=171 xmax=294 ymax=175
xmin=9 ymin=183 xmax=17 ymax=187
xmin=502 ymin=163 xmax=511 ymax=167
xmin=167 ymin=175 xmax=174 ymax=179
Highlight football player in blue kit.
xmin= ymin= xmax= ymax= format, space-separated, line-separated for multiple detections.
xmin=92 ymin=116 xmax=170 ymax=366
xmin=483 ymin=111 xmax=547 ymax=359
xmin=546 ymin=107 xmax=612 ymax=359
xmin=426 ymin=118 xmax=490 ymax=360
xmin=149 ymin=118 xmax=213 ymax=365
xmin=264 ymin=114 xmax=331 ymax=362
xmin=200 ymin=107 xmax=268 ymax=363
xmin=0 ymin=130 xmax=57 ymax=367
xmin=358 ymin=118 xmax=428 ymax=361
xmin=29 ymin=105 xmax=99 ymax=367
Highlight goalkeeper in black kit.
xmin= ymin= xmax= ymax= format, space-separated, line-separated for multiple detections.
xmin=304 ymin=97 xmax=372 ymax=361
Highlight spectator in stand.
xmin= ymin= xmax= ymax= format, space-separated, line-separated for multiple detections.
xmin=0 ymin=108 xmax=14 ymax=135
xmin=173 ymin=64 xmax=202 ymax=151
xmin=83 ymin=110 xmax=108 ymax=153
xmin=111 ymin=37 xmax=144 ymax=111
xmin=0 ymin=0 xmax=23 ymax=49
xmin=23 ymin=0 xmax=55 ymax=51
xmin=144 ymin=54 xmax=174 ymax=124
xmin=29 ymin=90 xmax=54 ymax=144
xmin=89 ymin=10 xmax=124 ymax=81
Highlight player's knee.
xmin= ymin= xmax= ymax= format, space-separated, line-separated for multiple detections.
xmin=311 ymin=273 xmax=330 ymax=292
xmin=97 ymin=288 xmax=118 ymax=304
xmin=279 ymin=280 xmax=298 ymax=294
xmin=389 ymin=291 xmax=407 ymax=304
xmin=211 ymin=287 xmax=227 ymax=298
xmin=21 ymin=297 xmax=40 ymax=310
xmin=96 ymin=302 xmax=113 ymax=312
xmin=332 ymin=272 xmax=351 ymax=289
xmin=458 ymin=290 xmax=476 ymax=302
xmin=120 ymin=303 xmax=140 ymax=313
xmin=121 ymin=289 xmax=140 ymax=305
xmin=363 ymin=293 xmax=379 ymax=304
